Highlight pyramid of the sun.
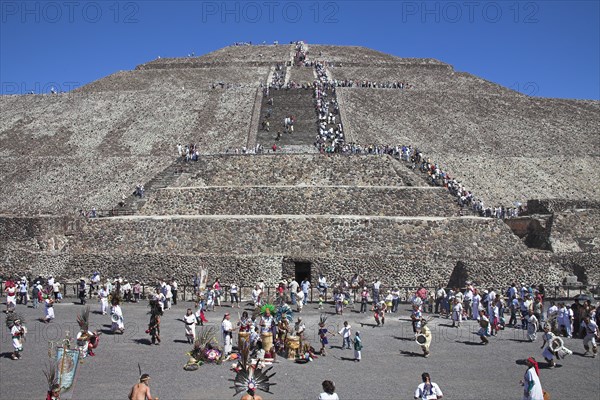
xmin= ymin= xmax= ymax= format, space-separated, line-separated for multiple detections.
xmin=0 ymin=43 xmax=598 ymax=287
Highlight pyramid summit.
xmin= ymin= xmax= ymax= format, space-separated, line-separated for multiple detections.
xmin=0 ymin=42 xmax=598 ymax=288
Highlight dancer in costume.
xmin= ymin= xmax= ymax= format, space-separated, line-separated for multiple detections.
xmin=184 ymin=308 xmax=197 ymax=344
xmin=417 ymin=318 xmax=432 ymax=357
xmin=259 ymin=306 xmax=275 ymax=334
xmin=6 ymin=313 xmax=26 ymax=360
xmin=44 ymin=296 xmax=55 ymax=323
xmin=238 ymin=311 xmax=253 ymax=332
xmin=581 ymin=315 xmax=598 ymax=358
xmin=478 ymin=309 xmax=490 ymax=345
xmin=318 ymin=315 xmax=334 ymax=356
xmin=111 ymin=294 xmax=124 ymax=333
xmin=5 ymin=279 xmax=17 ymax=312
xmin=147 ymin=299 xmax=162 ymax=345
xmin=76 ymin=306 xmax=99 ymax=357
xmin=520 ymin=358 xmax=543 ymax=400
xmin=129 ymin=373 xmax=158 ymax=400
xmin=231 ymin=339 xmax=276 ymax=400
xmin=540 ymin=324 xmax=572 ymax=368
xmin=374 ymin=301 xmax=386 ymax=326
xmin=44 ymin=361 xmax=61 ymax=400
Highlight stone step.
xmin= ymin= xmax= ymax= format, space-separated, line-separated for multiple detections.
xmin=141 ymin=186 xmax=459 ymax=217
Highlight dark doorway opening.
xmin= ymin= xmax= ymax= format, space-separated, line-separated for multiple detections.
xmin=295 ymin=262 xmax=312 ymax=283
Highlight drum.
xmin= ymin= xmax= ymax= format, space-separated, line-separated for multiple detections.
xmin=415 ymin=334 xmax=427 ymax=345
xmin=238 ymin=331 xmax=250 ymax=349
xmin=549 ymin=337 xmax=564 ymax=353
xmin=111 ymin=314 xmax=122 ymax=324
xmin=286 ymin=335 xmax=300 ymax=359
xmin=261 ymin=332 xmax=273 ymax=352
xmin=480 ymin=319 xmax=489 ymax=329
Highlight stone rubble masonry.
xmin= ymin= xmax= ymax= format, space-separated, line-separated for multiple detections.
xmin=1 ymin=45 xmax=598 ymax=288
xmin=172 ymin=154 xmax=426 ymax=188
xmin=141 ymin=186 xmax=458 ymax=217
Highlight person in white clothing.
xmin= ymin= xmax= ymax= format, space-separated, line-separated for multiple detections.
xmin=527 ymin=314 xmax=539 ymax=342
xmin=111 ymin=299 xmax=124 ymax=333
xmin=581 ymin=316 xmax=598 ymax=357
xmin=451 ymin=298 xmax=463 ymax=327
xmin=338 ymin=321 xmax=352 ymax=349
xmin=472 ymin=290 xmax=481 ymax=320
xmin=318 ymin=380 xmax=340 ymax=400
xmin=44 ymin=297 xmax=55 ymax=323
xmin=184 ymin=308 xmax=197 ymax=344
xmin=221 ymin=313 xmax=234 ymax=355
xmin=414 ymin=372 xmax=443 ymax=399
xmin=520 ymin=357 xmax=543 ymax=400
xmin=98 ymin=286 xmax=109 ymax=315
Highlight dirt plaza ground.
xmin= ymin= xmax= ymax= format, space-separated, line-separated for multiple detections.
xmin=1 ymin=298 xmax=598 ymax=399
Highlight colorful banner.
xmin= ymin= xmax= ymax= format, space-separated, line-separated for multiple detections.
xmin=55 ymin=347 xmax=80 ymax=398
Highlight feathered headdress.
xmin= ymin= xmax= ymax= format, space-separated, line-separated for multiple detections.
xmin=148 ymin=299 xmax=163 ymax=316
xmin=77 ymin=306 xmax=90 ymax=331
xmin=231 ymin=361 xmax=276 ymax=396
xmin=44 ymin=360 xmax=60 ymax=396
xmin=110 ymin=292 xmax=122 ymax=306
xmin=6 ymin=312 xmax=25 ymax=329
xmin=275 ymin=304 xmax=294 ymax=323
xmin=318 ymin=314 xmax=328 ymax=326
xmin=260 ymin=304 xmax=276 ymax=316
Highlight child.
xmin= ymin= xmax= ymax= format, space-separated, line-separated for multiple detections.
xmin=353 ymin=331 xmax=362 ymax=362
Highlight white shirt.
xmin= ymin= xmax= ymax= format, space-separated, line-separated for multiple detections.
xmin=339 ymin=325 xmax=351 ymax=338
xmin=318 ymin=393 xmax=340 ymax=400
xmin=222 ymin=319 xmax=233 ymax=334
xmin=414 ymin=382 xmax=443 ymax=399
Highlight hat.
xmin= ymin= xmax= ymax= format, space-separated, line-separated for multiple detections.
xmin=225 ymin=312 xmax=230 ymax=316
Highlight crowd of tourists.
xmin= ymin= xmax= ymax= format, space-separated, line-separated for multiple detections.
xmin=3 ymin=269 xmax=597 ymax=399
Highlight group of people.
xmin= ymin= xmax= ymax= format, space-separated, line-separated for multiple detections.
xmin=328 ymin=79 xmax=411 ymax=89
xmin=176 ymin=142 xmax=200 ymax=162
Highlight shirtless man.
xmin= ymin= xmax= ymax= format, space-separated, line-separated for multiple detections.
xmin=128 ymin=374 xmax=158 ymax=400
xmin=240 ymin=388 xmax=263 ymax=400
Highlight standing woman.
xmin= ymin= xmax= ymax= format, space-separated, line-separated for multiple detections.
xmin=184 ymin=308 xmax=197 ymax=344
xmin=213 ymin=278 xmax=222 ymax=307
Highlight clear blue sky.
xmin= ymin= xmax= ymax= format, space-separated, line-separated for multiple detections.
xmin=1 ymin=0 xmax=599 ymax=99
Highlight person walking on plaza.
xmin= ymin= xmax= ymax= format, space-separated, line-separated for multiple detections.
xmin=414 ymin=372 xmax=443 ymax=399
xmin=171 ymin=278 xmax=178 ymax=306
xmin=148 ymin=300 xmax=162 ymax=345
xmin=520 ymin=357 xmax=543 ymax=400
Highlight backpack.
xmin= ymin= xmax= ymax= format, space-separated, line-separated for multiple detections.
xmin=32 ymin=286 xmax=39 ymax=297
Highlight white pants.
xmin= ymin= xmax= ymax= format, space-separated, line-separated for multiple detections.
xmin=224 ymin=334 xmax=232 ymax=354
xmin=100 ymin=299 xmax=108 ymax=314
xmin=583 ymin=333 xmax=597 ymax=349
xmin=45 ymin=307 xmax=55 ymax=320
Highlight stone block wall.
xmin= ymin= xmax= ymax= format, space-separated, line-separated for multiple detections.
xmin=172 ymin=154 xmax=426 ymax=187
xmin=548 ymin=209 xmax=600 ymax=253
xmin=141 ymin=186 xmax=458 ymax=217
xmin=67 ymin=216 xmax=527 ymax=260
